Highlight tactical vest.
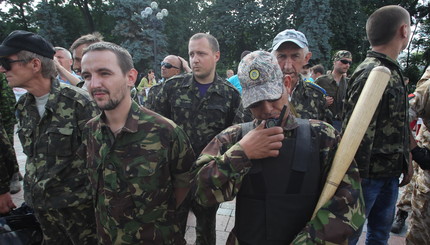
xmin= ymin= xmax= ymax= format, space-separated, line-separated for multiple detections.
xmin=235 ymin=119 xmax=321 ymax=245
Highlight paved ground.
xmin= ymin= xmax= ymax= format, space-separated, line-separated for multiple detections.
xmin=10 ymin=131 xmax=407 ymax=244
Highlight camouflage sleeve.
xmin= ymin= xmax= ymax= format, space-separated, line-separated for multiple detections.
xmin=0 ymin=76 xmax=17 ymax=142
xmin=151 ymin=80 xmax=171 ymax=118
xmin=76 ymin=100 xmax=100 ymax=131
xmin=231 ymin=91 xmax=244 ymax=125
xmin=411 ymin=67 xmax=430 ymax=122
xmin=170 ymin=125 xmax=196 ymax=188
xmin=192 ymin=125 xmax=252 ymax=206
xmin=0 ymin=124 xmax=19 ymax=194
xmin=292 ymin=121 xmax=365 ymax=244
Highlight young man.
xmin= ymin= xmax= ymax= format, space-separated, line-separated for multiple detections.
xmin=343 ymin=5 xmax=412 ymax=244
xmin=80 ymin=42 xmax=195 ymax=244
xmin=150 ymin=33 xmax=242 ymax=245
xmin=316 ymin=50 xmax=353 ymax=131
xmin=192 ymin=51 xmax=364 ymax=244
xmin=0 ymin=30 xmax=98 ymax=244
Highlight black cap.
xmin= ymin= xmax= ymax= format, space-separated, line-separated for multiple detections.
xmin=0 ymin=30 xmax=55 ymax=59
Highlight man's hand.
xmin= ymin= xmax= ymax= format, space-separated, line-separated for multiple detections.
xmin=239 ymin=121 xmax=284 ymax=159
xmin=178 ymin=56 xmax=192 ymax=73
xmin=399 ymin=153 xmax=414 ymax=187
xmin=326 ymin=96 xmax=334 ymax=106
xmin=0 ymin=192 xmax=16 ymax=214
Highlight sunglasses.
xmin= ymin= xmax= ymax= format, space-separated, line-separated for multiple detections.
xmin=161 ymin=61 xmax=180 ymax=69
xmin=339 ymin=59 xmax=352 ymax=65
xmin=0 ymin=58 xmax=26 ymax=71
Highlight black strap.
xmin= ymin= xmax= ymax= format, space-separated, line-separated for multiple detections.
xmin=285 ymin=118 xmax=311 ymax=194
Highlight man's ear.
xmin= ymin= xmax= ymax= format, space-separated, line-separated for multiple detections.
xmin=400 ymin=24 xmax=408 ymax=38
xmin=304 ymin=52 xmax=312 ymax=63
xmin=128 ymin=68 xmax=138 ymax=87
xmin=283 ymin=75 xmax=292 ymax=91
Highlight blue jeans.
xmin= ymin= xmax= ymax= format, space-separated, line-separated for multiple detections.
xmin=349 ymin=177 xmax=399 ymax=245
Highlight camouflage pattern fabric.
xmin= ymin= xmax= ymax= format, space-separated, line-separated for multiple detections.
xmin=291 ymin=76 xmax=332 ymax=124
xmin=316 ymin=73 xmax=348 ymax=120
xmin=342 ymin=51 xmax=409 ymax=179
xmin=145 ymin=81 xmax=163 ymax=109
xmin=15 ymin=79 xmax=99 ymax=243
xmin=395 ymin=163 xmax=418 ymax=213
xmin=406 ymin=67 xmax=430 ymax=244
xmin=150 ymin=73 xmax=243 ymax=155
xmin=150 ymin=73 xmax=242 ymax=245
xmin=83 ymin=101 xmax=195 ymax=244
xmin=0 ymin=74 xmax=17 ymax=143
xmin=0 ymin=124 xmax=19 ymax=194
xmin=34 ymin=203 xmax=97 ymax=244
xmin=192 ymin=114 xmax=365 ymax=244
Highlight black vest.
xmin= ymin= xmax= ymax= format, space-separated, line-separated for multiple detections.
xmin=235 ymin=119 xmax=322 ymax=245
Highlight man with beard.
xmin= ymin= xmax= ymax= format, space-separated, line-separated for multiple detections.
xmin=80 ymin=42 xmax=195 ymax=244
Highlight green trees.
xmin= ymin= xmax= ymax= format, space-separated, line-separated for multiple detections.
xmin=0 ymin=0 xmax=428 ymax=77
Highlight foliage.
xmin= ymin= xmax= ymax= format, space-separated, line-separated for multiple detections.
xmin=296 ymin=0 xmax=332 ymax=67
xmin=0 ymin=0 xmax=429 ymax=78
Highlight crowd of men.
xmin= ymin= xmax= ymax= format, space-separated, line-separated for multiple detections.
xmin=0 ymin=4 xmax=428 ymax=245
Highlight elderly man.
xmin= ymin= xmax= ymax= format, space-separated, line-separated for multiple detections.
xmin=0 ymin=30 xmax=99 ymax=244
xmin=54 ymin=47 xmax=81 ymax=86
xmin=316 ymin=50 xmax=353 ymax=131
xmin=192 ymin=50 xmax=364 ymax=245
xmin=271 ymin=29 xmax=331 ymax=124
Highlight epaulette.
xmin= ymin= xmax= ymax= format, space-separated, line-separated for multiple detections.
xmin=304 ymin=79 xmax=327 ymax=95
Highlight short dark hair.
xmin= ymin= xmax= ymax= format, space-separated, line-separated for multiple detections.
xmin=70 ymin=32 xmax=104 ymax=52
xmin=190 ymin=33 xmax=219 ymax=52
xmin=311 ymin=64 xmax=325 ymax=75
xmin=83 ymin=42 xmax=133 ymax=75
xmin=366 ymin=5 xmax=410 ymax=46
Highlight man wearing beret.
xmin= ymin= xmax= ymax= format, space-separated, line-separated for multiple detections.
xmin=316 ymin=50 xmax=353 ymax=132
xmin=192 ymin=51 xmax=364 ymax=244
xmin=0 ymin=30 xmax=99 ymax=244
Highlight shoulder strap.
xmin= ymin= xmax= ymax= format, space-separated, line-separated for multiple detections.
xmin=241 ymin=121 xmax=254 ymax=137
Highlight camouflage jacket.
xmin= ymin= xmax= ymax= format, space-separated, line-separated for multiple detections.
xmin=0 ymin=74 xmax=17 ymax=142
xmin=0 ymin=124 xmax=19 ymax=194
xmin=15 ymin=79 xmax=99 ymax=210
xmin=316 ymin=73 xmax=348 ymax=120
xmin=290 ymin=76 xmax=332 ymax=124
xmin=150 ymin=73 xmax=243 ymax=155
xmin=192 ymin=114 xmax=364 ymax=244
xmin=83 ymin=101 xmax=195 ymax=244
xmin=343 ymin=51 xmax=409 ymax=179
xmin=145 ymin=80 xmax=164 ymax=109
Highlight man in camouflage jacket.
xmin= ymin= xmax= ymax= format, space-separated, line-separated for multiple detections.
xmin=271 ymin=29 xmax=332 ymax=125
xmin=342 ymin=6 xmax=412 ymax=244
xmin=193 ymin=51 xmax=365 ymax=245
xmin=0 ymin=30 xmax=98 ymax=244
xmin=150 ymin=33 xmax=242 ymax=245
xmin=80 ymin=42 xmax=195 ymax=244
xmin=405 ymin=66 xmax=430 ymax=244
xmin=316 ymin=50 xmax=353 ymax=132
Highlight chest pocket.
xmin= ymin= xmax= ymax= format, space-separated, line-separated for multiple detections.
xmin=206 ymin=104 xmax=228 ymax=129
xmin=46 ymin=127 xmax=76 ymax=157
xmin=17 ymin=127 xmax=33 ymax=157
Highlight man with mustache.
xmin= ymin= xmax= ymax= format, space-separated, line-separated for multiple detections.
xmin=80 ymin=41 xmax=195 ymax=244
